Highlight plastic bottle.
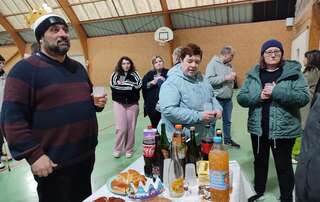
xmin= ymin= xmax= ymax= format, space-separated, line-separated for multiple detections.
xmin=143 ymin=125 xmax=156 ymax=178
xmin=209 ymin=136 xmax=230 ymax=202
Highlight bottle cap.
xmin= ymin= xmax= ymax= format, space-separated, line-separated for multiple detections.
xmin=213 ymin=136 xmax=222 ymax=143
xmin=175 ymin=124 xmax=182 ymax=129
xmin=190 ymin=126 xmax=195 ymax=131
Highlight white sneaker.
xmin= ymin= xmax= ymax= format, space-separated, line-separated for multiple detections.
xmin=0 ymin=161 xmax=5 ymax=169
xmin=126 ymin=153 xmax=133 ymax=158
xmin=292 ymin=158 xmax=298 ymax=164
xmin=1 ymin=154 xmax=12 ymax=161
xmin=113 ymin=152 xmax=120 ymax=158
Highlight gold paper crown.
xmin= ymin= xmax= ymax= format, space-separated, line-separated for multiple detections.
xmin=25 ymin=4 xmax=53 ymax=27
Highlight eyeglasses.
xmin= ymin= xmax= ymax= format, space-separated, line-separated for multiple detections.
xmin=264 ymin=50 xmax=282 ymax=56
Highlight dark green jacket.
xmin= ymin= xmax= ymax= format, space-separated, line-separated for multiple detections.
xmin=237 ymin=60 xmax=309 ymax=139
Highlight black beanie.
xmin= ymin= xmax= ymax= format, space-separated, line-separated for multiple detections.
xmin=31 ymin=14 xmax=68 ymax=42
xmin=261 ymin=39 xmax=284 ymax=56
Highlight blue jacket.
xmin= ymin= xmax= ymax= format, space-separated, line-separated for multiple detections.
xmin=157 ymin=64 xmax=222 ymax=141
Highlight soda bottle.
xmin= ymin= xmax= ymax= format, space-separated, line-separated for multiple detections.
xmin=186 ymin=126 xmax=201 ymax=166
xmin=143 ymin=125 xmax=156 ymax=178
xmin=173 ymin=124 xmax=186 ymax=172
xmin=160 ymin=123 xmax=170 ymax=159
xmin=152 ymin=131 xmax=164 ymax=181
xmin=209 ymin=136 xmax=230 ymax=202
xmin=168 ymin=138 xmax=185 ymax=197
xmin=201 ymin=125 xmax=213 ymax=160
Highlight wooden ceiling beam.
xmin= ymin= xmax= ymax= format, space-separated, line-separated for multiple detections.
xmin=81 ymin=0 xmax=272 ymax=24
xmin=57 ymin=0 xmax=89 ymax=68
xmin=159 ymin=0 xmax=173 ymax=66
xmin=0 ymin=13 xmax=26 ymax=56
xmin=160 ymin=0 xmax=173 ymax=28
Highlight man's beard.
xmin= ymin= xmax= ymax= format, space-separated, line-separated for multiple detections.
xmin=45 ymin=39 xmax=70 ymax=55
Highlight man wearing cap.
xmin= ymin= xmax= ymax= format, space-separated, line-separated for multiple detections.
xmin=0 ymin=13 xmax=106 ymax=202
xmin=237 ymin=39 xmax=309 ymax=202
xmin=205 ymin=45 xmax=240 ymax=148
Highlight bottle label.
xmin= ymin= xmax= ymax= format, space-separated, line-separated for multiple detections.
xmin=143 ymin=144 xmax=155 ymax=157
xmin=201 ymin=142 xmax=213 ymax=155
xmin=210 ymin=170 xmax=229 ymax=190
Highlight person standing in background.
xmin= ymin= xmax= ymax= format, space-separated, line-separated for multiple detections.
xmin=292 ymin=50 xmax=320 ymax=163
xmin=295 ymin=53 xmax=320 ymax=201
xmin=205 ymin=46 xmax=240 ymax=148
xmin=110 ymin=56 xmax=142 ymax=158
xmin=167 ymin=46 xmax=183 ymax=77
xmin=142 ymin=56 xmax=168 ymax=128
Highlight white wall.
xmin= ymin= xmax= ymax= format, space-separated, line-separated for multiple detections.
xmin=291 ymin=29 xmax=309 ymax=70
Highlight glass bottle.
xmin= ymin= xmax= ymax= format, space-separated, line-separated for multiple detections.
xmin=168 ymin=140 xmax=185 ymax=198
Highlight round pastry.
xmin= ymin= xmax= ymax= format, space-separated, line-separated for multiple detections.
xmin=111 ymin=180 xmax=129 ymax=195
xmin=111 ymin=169 xmax=146 ymax=195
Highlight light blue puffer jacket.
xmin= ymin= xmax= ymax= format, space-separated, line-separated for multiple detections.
xmin=157 ymin=64 xmax=222 ymax=141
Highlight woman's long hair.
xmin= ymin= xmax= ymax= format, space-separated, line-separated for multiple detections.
xmin=114 ymin=56 xmax=136 ymax=74
xmin=303 ymin=50 xmax=320 ymax=73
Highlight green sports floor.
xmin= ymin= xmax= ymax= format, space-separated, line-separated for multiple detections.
xmin=0 ymin=89 xmax=295 ymax=202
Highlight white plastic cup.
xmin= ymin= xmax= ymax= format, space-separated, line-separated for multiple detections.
xmin=92 ymin=86 xmax=105 ymax=97
xmin=185 ymin=163 xmax=197 ymax=186
xmin=163 ymin=159 xmax=171 ymax=188
xmin=264 ymin=82 xmax=274 ymax=89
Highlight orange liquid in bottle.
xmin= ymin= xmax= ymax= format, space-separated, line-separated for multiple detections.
xmin=209 ymin=137 xmax=230 ymax=202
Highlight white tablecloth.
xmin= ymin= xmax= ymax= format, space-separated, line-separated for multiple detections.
xmin=84 ymin=157 xmax=255 ymax=202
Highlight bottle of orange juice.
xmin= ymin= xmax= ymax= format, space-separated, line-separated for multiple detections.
xmin=209 ymin=136 xmax=230 ymax=202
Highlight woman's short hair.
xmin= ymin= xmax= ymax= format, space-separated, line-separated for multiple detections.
xmin=220 ymin=46 xmax=234 ymax=55
xmin=180 ymin=43 xmax=202 ymax=60
xmin=114 ymin=56 xmax=136 ymax=73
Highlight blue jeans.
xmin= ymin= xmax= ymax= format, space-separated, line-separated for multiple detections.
xmin=211 ymin=98 xmax=233 ymax=142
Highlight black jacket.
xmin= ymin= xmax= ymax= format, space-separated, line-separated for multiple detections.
xmin=295 ymin=79 xmax=320 ymax=202
xmin=142 ymin=69 xmax=168 ymax=116
xmin=110 ymin=71 xmax=142 ymax=104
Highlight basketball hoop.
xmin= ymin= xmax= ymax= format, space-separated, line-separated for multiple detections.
xmin=154 ymin=27 xmax=173 ymax=46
